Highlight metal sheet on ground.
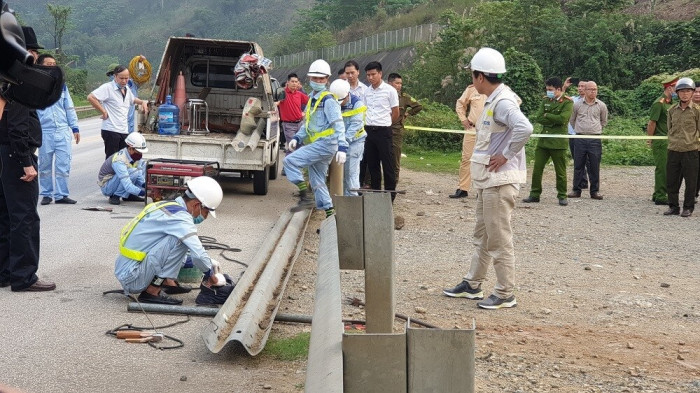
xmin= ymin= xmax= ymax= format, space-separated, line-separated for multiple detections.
xmin=363 ymin=192 xmax=395 ymax=333
xmin=343 ymin=333 xmax=407 ymax=393
xmin=407 ymin=323 xmax=475 ymax=393
xmin=334 ymin=196 xmax=364 ymax=270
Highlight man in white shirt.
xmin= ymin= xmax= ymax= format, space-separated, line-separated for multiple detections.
xmin=344 ymin=60 xmax=367 ymax=100
xmin=88 ymin=65 xmax=148 ymax=159
xmin=363 ymin=61 xmax=399 ymax=200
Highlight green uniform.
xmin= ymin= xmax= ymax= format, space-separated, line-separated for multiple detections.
xmin=649 ymin=95 xmax=673 ymax=203
xmin=391 ymin=92 xmax=422 ymax=182
xmin=529 ymin=95 xmax=573 ymax=200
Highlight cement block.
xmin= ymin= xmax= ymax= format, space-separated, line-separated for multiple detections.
xmin=334 ymin=196 xmax=364 ymax=270
xmin=343 ymin=333 xmax=407 ymax=393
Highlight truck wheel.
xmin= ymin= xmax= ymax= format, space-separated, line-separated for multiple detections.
xmin=253 ymin=167 xmax=270 ymax=195
xmin=269 ymin=149 xmax=280 ymax=180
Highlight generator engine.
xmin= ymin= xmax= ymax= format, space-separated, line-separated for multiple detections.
xmin=145 ymin=159 xmax=220 ymax=203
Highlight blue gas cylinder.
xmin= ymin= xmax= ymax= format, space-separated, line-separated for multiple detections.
xmin=158 ymin=95 xmax=180 ymax=135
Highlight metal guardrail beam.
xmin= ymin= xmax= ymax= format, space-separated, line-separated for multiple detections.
xmin=75 ymin=105 xmax=96 ymax=113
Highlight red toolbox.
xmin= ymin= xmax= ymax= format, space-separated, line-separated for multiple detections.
xmin=145 ymin=159 xmax=220 ymax=203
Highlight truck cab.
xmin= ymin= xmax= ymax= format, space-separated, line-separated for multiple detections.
xmin=143 ymin=37 xmax=280 ymax=195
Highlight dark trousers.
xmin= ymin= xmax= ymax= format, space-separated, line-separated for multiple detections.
xmin=666 ymin=150 xmax=699 ymax=210
xmin=572 ymin=138 xmax=601 ymax=194
xmin=569 ymin=138 xmax=588 ymax=189
xmin=359 ymin=154 xmax=369 ymax=186
xmin=364 ymin=126 xmax=396 ymax=199
xmin=0 ymin=146 xmax=40 ymax=290
xmin=101 ymin=130 xmax=128 ymax=159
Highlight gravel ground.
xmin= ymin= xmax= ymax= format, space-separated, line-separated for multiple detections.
xmin=276 ymin=164 xmax=699 ymax=392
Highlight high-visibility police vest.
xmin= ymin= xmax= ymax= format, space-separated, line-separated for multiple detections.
xmin=342 ymin=95 xmax=367 ymax=140
xmin=303 ymin=91 xmax=335 ymax=144
xmin=119 ymin=201 xmax=180 ymax=261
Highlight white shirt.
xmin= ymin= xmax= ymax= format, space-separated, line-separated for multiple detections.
xmin=364 ymin=81 xmax=399 ymax=127
xmin=349 ymin=81 xmax=368 ymax=101
xmin=91 ymin=81 xmax=136 ymax=134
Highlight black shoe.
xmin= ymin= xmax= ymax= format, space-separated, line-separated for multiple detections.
xmin=40 ymin=197 xmax=52 ymax=205
xmin=448 ymin=189 xmax=468 ymax=199
xmin=522 ymin=196 xmax=540 ymax=203
xmin=137 ymin=291 xmax=183 ymax=305
xmin=0 ymin=280 xmax=10 ymax=288
xmin=559 ymin=198 xmax=568 ymax=206
xmin=663 ymin=208 xmax=680 ymax=216
xmin=55 ymin=197 xmax=77 ymax=204
xmin=590 ymin=193 xmax=603 ymax=200
xmin=680 ymin=209 xmax=693 ymax=218
xmin=122 ymin=194 xmax=145 ymax=202
xmin=109 ymin=195 xmax=121 ymax=205
xmin=162 ymin=281 xmax=193 ymax=295
xmin=655 ymin=200 xmax=668 ymax=206
xmin=290 ymin=189 xmax=315 ymax=212
xmin=443 ymin=280 xmax=484 ymax=299
xmin=567 ymin=191 xmax=581 ymax=198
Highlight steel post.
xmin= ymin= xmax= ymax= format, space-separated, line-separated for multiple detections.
xmin=362 ymin=192 xmax=394 ymax=333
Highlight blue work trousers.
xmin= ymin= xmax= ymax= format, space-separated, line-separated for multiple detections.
xmin=101 ymin=170 xmax=143 ymax=198
xmin=344 ymin=139 xmax=365 ymax=196
xmin=283 ymin=140 xmax=336 ymax=210
xmin=115 ymin=235 xmax=188 ymax=294
xmin=38 ymin=130 xmax=72 ymax=199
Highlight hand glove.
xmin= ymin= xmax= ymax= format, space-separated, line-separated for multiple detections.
xmin=288 ymin=139 xmax=297 ymax=151
xmin=212 ymin=273 xmax=226 ymax=287
xmin=138 ymin=188 xmax=146 ymax=197
xmin=210 ymin=259 xmax=221 ymax=274
xmin=335 ymin=151 xmax=346 ymax=164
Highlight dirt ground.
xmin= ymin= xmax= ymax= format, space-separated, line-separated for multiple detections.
xmin=271 ymin=164 xmax=699 ymax=392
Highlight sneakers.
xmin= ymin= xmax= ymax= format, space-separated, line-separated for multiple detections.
xmin=290 ymin=189 xmax=315 ymax=212
xmin=558 ymin=198 xmax=568 ymax=206
xmin=137 ymin=290 xmax=183 ymax=305
xmin=477 ymin=294 xmax=517 ymax=310
xmin=109 ymin=195 xmax=121 ymax=205
xmin=443 ymin=280 xmax=484 ymax=299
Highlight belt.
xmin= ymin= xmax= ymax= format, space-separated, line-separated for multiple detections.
xmin=282 ymin=119 xmax=302 ymax=124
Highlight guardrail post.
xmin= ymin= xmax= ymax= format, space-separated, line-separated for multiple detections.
xmin=334 ymin=196 xmax=364 ymax=270
xmin=362 ymin=192 xmax=394 ymax=333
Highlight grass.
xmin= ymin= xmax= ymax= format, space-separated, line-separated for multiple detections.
xmin=261 ymin=331 xmax=310 ymax=361
xmin=401 ymin=145 xmax=461 ymax=174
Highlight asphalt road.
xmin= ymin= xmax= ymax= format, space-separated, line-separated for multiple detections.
xmin=0 ymin=119 xmax=295 ymax=392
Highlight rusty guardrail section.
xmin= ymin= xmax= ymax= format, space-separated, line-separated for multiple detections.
xmin=201 ymin=209 xmax=311 ymax=355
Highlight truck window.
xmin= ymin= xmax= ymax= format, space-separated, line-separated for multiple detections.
xmin=191 ymin=63 xmax=237 ymax=89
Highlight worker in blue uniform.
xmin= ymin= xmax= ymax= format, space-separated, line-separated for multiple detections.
xmin=114 ymin=176 xmax=226 ymax=305
xmin=97 ymin=132 xmax=148 ymax=205
xmin=329 ymin=79 xmax=366 ymax=196
xmin=283 ymin=59 xmax=348 ymax=217
xmin=36 ymin=54 xmax=81 ymax=205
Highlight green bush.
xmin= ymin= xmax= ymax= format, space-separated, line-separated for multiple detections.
xmin=597 ymin=85 xmax=629 ymax=117
xmin=65 ymin=68 xmax=88 ymax=98
xmin=404 ymin=100 xmax=463 ymax=151
xmin=632 ymin=82 xmax=664 ymax=115
xmin=502 ymin=47 xmax=544 ymax=116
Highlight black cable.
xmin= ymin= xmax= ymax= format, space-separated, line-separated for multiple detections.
xmin=199 ymin=235 xmax=248 ymax=267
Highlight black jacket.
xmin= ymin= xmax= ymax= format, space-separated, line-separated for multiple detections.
xmin=0 ymin=101 xmax=42 ymax=167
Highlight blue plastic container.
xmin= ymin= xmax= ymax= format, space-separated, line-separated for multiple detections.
xmin=158 ymin=95 xmax=180 ymax=135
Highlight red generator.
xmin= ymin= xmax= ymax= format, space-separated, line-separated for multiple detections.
xmin=145 ymin=159 xmax=220 ymax=203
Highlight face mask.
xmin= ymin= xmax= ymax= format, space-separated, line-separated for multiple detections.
xmin=192 ymin=204 xmax=205 ymax=225
xmin=546 ymin=91 xmax=555 ymax=99
xmin=309 ymin=81 xmax=326 ymax=92
xmin=130 ymin=151 xmax=142 ymax=161
xmin=671 ymin=93 xmax=678 ymax=99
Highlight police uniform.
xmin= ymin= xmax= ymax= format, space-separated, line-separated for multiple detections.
xmin=527 ymin=94 xmax=573 ymax=201
xmin=665 ymin=101 xmax=700 ymax=213
xmin=649 ymin=95 xmax=674 ymax=204
xmin=391 ymin=91 xmax=422 ymax=182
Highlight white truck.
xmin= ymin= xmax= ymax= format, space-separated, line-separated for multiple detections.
xmin=141 ymin=37 xmax=281 ymax=195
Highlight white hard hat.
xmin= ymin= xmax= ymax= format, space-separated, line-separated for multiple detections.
xmin=466 ymin=47 xmax=506 ymax=76
xmin=308 ymin=59 xmax=331 ymax=77
xmin=186 ymin=176 xmax=223 ymax=218
xmin=675 ymin=77 xmax=696 ymax=92
xmin=125 ymin=132 xmax=148 ymax=153
xmin=329 ymin=79 xmax=351 ymax=102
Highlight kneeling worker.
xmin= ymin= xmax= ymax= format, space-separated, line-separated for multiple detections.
xmin=114 ymin=176 xmax=226 ymax=305
xmin=98 ymin=132 xmax=148 ymax=205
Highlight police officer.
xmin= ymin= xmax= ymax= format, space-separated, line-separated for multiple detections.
xmin=115 ymin=176 xmax=225 ymax=305
xmin=646 ymin=76 xmax=678 ymax=205
xmin=329 ymin=79 xmax=366 ymax=196
xmin=388 ymin=72 xmax=422 ymax=183
xmin=523 ymin=77 xmax=573 ymax=206
xmin=284 ymin=59 xmax=348 ymax=217
xmin=97 ymin=132 xmax=148 ymax=205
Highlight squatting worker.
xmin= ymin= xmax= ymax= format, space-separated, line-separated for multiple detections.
xmin=0 ymin=26 xmax=56 ymax=292
xmin=646 ymin=76 xmax=678 ymax=206
xmin=277 ymin=73 xmax=309 ymax=156
xmin=36 ymin=54 xmax=81 ymax=206
xmin=663 ymin=78 xmax=699 ymax=218
xmin=523 ymin=77 xmax=573 ymax=206
xmin=115 ymin=176 xmax=226 ymax=305
xmin=329 ymin=79 xmax=367 ymax=196
xmin=450 ymin=83 xmax=486 ymax=199
xmin=443 ymin=47 xmax=533 ymax=310
xmin=388 ymin=72 xmax=422 ymax=183
xmin=88 ymin=65 xmax=149 ymax=159
xmin=568 ymin=81 xmax=608 ymax=200
xmin=284 ymin=59 xmax=348 ymax=218
xmin=363 ymin=61 xmax=399 ymax=200
xmin=98 ymin=132 xmax=148 ymax=206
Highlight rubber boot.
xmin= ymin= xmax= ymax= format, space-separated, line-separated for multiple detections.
xmin=290 ymin=189 xmax=315 ymax=212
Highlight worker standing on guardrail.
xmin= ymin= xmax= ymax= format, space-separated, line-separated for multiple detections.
xmin=284 ymin=59 xmax=347 ymax=217
xmin=646 ymin=76 xmax=677 ymax=206
xmin=329 ymin=79 xmax=366 ymax=196
xmin=36 ymin=54 xmax=80 ymax=206
xmin=443 ymin=47 xmax=532 ymax=310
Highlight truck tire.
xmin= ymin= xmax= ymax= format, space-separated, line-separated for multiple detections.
xmin=253 ymin=167 xmax=270 ymax=195
xmin=269 ymin=149 xmax=280 ymax=180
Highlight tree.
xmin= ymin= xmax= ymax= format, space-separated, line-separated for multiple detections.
xmin=45 ymin=3 xmax=72 ymax=54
